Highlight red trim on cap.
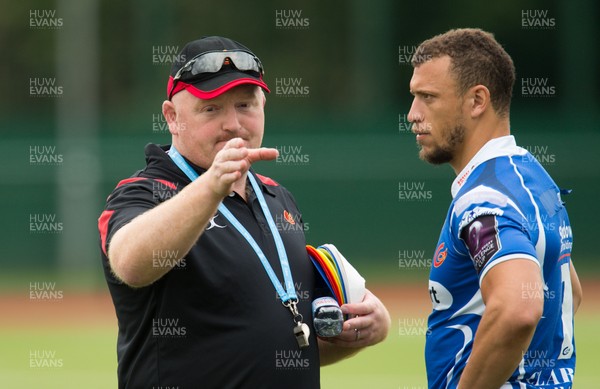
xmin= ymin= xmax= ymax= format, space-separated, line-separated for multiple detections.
xmin=98 ymin=210 xmax=115 ymax=256
xmin=167 ymin=76 xmax=187 ymax=98
xmin=256 ymin=174 xmax=279 ymax=187
xmin=167 ymin=76 xmax=270 ymax=100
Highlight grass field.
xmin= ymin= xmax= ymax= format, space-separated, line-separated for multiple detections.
xmin=1 ymin=285 xmax=598 ymax=388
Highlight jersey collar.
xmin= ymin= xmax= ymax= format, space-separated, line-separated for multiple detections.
xmin=451 ymin=135 xmax=527 ymax=198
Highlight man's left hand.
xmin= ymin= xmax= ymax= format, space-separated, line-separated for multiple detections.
xmin=320 ymin=289 xmax=391 ymax=348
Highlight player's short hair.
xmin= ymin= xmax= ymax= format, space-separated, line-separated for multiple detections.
xmin=412 ymin=28 xmax=515 ymax=118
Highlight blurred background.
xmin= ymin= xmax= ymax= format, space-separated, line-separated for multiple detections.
xmin=1 ymin=0 xmax=598 ymax=387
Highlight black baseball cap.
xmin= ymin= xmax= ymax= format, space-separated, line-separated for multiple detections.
xmin=167 ymin=36 xmax=270 ymax=100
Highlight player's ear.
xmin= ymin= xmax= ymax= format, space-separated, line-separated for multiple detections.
xmin=468 ymin=84 xmax=490 ymax=119
xmin=162 ymin=100 xmax=179 ymax=135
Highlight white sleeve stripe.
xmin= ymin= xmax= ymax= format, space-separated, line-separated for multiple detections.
xmin=509 ymin=156 xmax=546 ymax=279
xmin=454 ymin=185 xmax=508 ymax=215
xmin=479 ymin=254 xmax=539 ymax=286
xmin=453 ymin=185 xmax=527 ymax=220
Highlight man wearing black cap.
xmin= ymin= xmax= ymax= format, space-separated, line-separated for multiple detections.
xmin=98 ymin=36 xmax=390 ymax=388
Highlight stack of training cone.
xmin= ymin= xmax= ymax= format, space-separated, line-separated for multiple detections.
xmin=306 ymin=244 xmax=366 ymax=305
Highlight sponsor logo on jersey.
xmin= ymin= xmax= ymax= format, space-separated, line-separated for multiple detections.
xmin=524 ymin=367 xmax=574 ymax=386
xmin=460 ymin=215 xmax=501 ymax=273
xmin=428 ymin=280 xmax=453 ymax=310
xmin=559 ymin=220 xmax=573 ymax=253
xmin=456 ymin=164 xmax=476 ymax=188
xmin=469 ymin=220 xmax=484 ymax=251
xmin=206 ymin=214 xmax=226 ymax=231
xmin=457 ymin=206 xmax=503 ymax=232
xmin=275 ymin=210 xmax=309 ymax=233
xmin=283 ymin=210 xmax=296 ymax=225
xmin=433 ymin=242 xmax=448 ymax=268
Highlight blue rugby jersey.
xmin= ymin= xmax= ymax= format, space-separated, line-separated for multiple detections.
xmin=425 ymin=136 xmax=575 ymax=389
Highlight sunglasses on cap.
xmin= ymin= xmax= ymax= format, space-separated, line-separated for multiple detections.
xmin=168 ymin=50 xmax=264 ymax=100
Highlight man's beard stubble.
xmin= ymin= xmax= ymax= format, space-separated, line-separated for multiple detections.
xmin=419 ymin=123 xmax=465 ymax=165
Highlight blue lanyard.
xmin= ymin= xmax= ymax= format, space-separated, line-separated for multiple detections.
xmin=168 ymin=146 xmax=298 ymax=304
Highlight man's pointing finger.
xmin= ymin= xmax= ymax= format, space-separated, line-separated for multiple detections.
xmin=246 ymin=148 xmax=279 ymax=164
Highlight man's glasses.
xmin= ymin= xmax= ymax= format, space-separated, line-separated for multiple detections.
xmin=168 ymin=50 xmax=264 ymax=100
